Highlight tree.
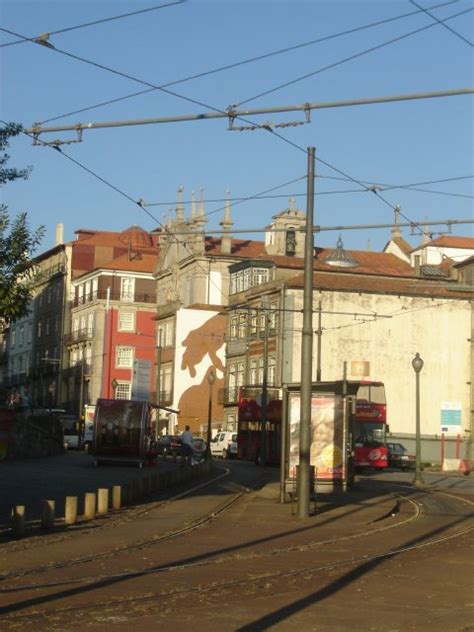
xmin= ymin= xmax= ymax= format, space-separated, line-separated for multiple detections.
xmin=0 ymin=124 xmax=44 ymax=324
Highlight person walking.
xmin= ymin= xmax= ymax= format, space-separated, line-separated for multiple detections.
xmin=180 ymin=425 xmax=194 ymax=465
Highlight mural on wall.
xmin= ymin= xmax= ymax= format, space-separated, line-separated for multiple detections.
xmin=175 ymin=310 xmax=225 ymax=432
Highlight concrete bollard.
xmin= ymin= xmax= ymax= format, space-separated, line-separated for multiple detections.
xmin=84 ymin=492 xmax=96 ymax=520
xmin=97 ymin=488 xmax=109 ymax=515
xmin=11 ymin=505 xmax=26 ymax=538
xmin=41 ymin=500 xmax=55 ymax=530
xmin=112 ymin=486 xmax=121 ymax=510
xmin=65 ymin=496 xmax=78 ymax=525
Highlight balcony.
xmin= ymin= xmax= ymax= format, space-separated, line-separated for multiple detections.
xmin=63 ymin=328 xmax=94 ymax=346
xmin=219 ymin=386 xmax=240 ymax=406
xmin=71 ymin=289 xmax=156 ymax=308
xmin=64 ymin=362 xmax=93 ymax=381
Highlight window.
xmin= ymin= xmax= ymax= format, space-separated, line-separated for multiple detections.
xmin=80 ymin=315 xmax=86 ymax=333
xmin=238 ymin=313 xmax=246 ymax=339
xmin=159 ymin=364 xmax=172 ymax=399
xmin=115 ymin=382 xmax=131 ymax=400
xmin=87 ymin=312 xmax=94 ymax=334
xmin=249 ymin=359 xmax=257 ymax=385
xmin=78 ymin=284 xmax=84 ymax=305
xmin=269 ymin=302 xmax=278 ymax=330
xmin=119 ymin=311 xmax=135 ymax=332
xmin=11 ymin=327 xmax=16 ymax=348
xmin=120 ymin=277 xmax=135 ymax=302
xmin=230 ymin=316 xmax=238 ymax=340
xmin=157 ymin=320 xmax=174 ymax=347
xmin=116 ymin=346 xmax=133 ymax=367
xmin=92 ymin=277 xmax=98 ymax=299
xmin=45 ymin=318 xmax=50 ymax=336
xmin=268 ymin=356 xmax=276 ymax=386
xmin=37 ymin=320 xmax=42 ymax=338
xmin=85 ymin=281 xmax=91 ymax=302
xmin=253 ymin=268 xmax=269 ymax=286
xmin=27 ymin=323 xmax=32 ymax=343
xmin=258 ymin=357 xmax=264 ymax=384
xmin=54 ymin=316 xmax=59 ymax=333
xmin=47 ymin=287 xmax=52 ymax=303
xmin=229 ymin=264 xmax=273 ymax=295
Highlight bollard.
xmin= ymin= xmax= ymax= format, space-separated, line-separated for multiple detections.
xmin=11 ymin=505 xmax=26 ymax=538
xmin=41 ymin=499 xmax=55 ymax=530
xmin=97 ymin=488 xmax=109 ymax=515
xmin=84 ymin=492 xmax=96 ymax=520
xmin=112 ymin=486 xmax=121 ymax=511
xmin=65 ymin=496 xmax=78 ymax=525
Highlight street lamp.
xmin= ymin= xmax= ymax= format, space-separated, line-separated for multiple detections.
xmin=206 ymin=368 xmax=216 ymax=459
xmin=411 ymin=352 xmax=425 ymax=487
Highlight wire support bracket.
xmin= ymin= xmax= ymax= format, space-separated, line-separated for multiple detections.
xmin=227 ymin=103 xmax=312 ymax=132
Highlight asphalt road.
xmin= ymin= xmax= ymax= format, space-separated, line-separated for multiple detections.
xmin=0 ymin=450 xmax=180 ymax=529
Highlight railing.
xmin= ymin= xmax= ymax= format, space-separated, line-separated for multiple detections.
xmin=33 ymin=262 xmax=66 ymax=284
xmin=71 ymin=289 xmax=156 ymax=308
xmin=63 ymin=328 xmax=94 ymax=346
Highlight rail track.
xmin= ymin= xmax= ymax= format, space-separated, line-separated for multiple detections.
xmin=1 ymin=473 xmax=473 ymax=629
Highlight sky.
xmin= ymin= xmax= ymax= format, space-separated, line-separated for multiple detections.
xmin=1 ymin=0 xmax=473 ymax=254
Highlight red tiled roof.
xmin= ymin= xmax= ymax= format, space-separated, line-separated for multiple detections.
xmin=74 ymin=228 xmax=158 ymax=251
xmin=286 ymin=270 xmax=470 ymax=299
xmin=205 ymin=237 xmax=266 ymax=258
xmin=99 ymin=253 xmax=157 ymax=273
xmin=413 ymin=235 xmax=474 ymax=251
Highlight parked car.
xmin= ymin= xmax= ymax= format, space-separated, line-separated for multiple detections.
xmin=157 ymin=434 xmax=182 ymax=457
xmin=210 ymin=431 xmax=238 ymax=459
xmin=387 ymin=442 xmax=416 ymax=470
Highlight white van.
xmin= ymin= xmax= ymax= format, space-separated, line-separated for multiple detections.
xmin=210 ymin=431 xmax=238 ymax=459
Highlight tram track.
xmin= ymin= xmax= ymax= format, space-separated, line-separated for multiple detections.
xmin=5 ymin=478 xmax=472 ymax=596
xmin=2 ymin=487 xmax=474 ymax=626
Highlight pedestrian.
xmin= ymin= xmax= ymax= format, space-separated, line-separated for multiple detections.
xmin=180 ymin=425 xmax=194 ymax=465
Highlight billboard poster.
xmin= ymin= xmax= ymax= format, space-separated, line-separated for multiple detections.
xmin=440 ymin=401 xmax=462 ymax=435
xmin=288 ymin=392 xmax=345 ymax=480
xmin=132 ymin=359 xmax=152 ymax=401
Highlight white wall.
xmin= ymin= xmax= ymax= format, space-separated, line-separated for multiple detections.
xmin=287 ymin=289 xmax=471 ymax=437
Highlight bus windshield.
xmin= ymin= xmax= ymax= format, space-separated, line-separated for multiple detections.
xmin=354 ymin=422 xmax=386 ymax=447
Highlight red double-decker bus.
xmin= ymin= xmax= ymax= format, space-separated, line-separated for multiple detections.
xmin=352 ymin=381 xmax=388 ymax=470
xmin=237 ymin=387 xmax=282 ymax=465
xmin=237 ymin=381 xmax=388 ymax=473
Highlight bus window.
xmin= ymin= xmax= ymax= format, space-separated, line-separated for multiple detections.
xmin=369 ymin=385 xmax=386 ymax=405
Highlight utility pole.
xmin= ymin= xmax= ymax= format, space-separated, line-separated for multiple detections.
xmin=260 ymin=297 xmax=269 ymax=467
xmin=156 ymin=328 xmax=162 ymax=404
xmin=297 ymin=146 xmax=315 ymax=519
xmin=316 ymin=300 xmax=322 ymax=382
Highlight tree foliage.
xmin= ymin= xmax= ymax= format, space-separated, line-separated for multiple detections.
xmin=0 ymin=124 xmax=44 ymax=324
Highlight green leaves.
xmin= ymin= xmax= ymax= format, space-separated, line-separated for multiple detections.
xmin=0 ymin=124 xmax=44 ymax=324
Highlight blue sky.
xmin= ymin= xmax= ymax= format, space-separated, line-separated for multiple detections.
xmin=1 ymin=0 xmax=473 ymax=253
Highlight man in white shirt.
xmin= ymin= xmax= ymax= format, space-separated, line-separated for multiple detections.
xmin=180 ymin=425 xmax=193 ymax=465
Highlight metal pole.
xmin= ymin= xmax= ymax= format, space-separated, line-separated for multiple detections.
xmin=297 ymin=147 xmax=315 ymax=519
xmin=26 ymin=88 xmax=474 ymax=135
xmin=78 ymin=351 xmax=85 ymax=448
xmin=280 ymin=387 xmax=288 ymax=503
xmin=206 ymin=369 xmax=215 ymax=459
xmin=156 ymin=329 xmax=162 ymax=403
xmin=260 ymin=301 xmax=269 ymax=467
xmin=316 ymin=300 xmax=322 ymax=382
xmin=412 ymin=352 xmax=425 ymax=486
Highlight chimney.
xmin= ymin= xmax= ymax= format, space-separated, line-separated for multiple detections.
xmin=55 ymin=223 xmax=64 ymax=245
xmin=414 ymin=254 xmax=421 ymax=275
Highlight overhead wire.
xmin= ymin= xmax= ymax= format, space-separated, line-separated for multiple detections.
xmin=0 ymin=1 xmax=187 ymax=48
xmin=234 ymin=5 xmax=474 ymax=107
xmin=27 ymin=0 xmax=462 ymax=125
xmin=409 ymin=0 xmax=473 ymax=46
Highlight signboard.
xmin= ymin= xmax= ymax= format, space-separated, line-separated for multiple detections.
xmin=351 ymin=361 xmax=370 ymax=377
xmin=288 ymin=393 xmax=345 ymax=480
xmin=440 ymin=401 xmax=462 ymax=435
xmin=132 ymin=359 xmax=152 ymax=401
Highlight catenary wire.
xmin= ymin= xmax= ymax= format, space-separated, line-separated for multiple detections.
xmin=409 ymin=0 xmax=473 ymax=46
xmin=234 ymin=5 xmax=474 ymax=107
xmin=146 ymin=180 xmax=474 ymax=207
xmin=29 ymin=0 xmax=462 ymax=125
xmin=0 ymin=1 xmax=187 ymax=48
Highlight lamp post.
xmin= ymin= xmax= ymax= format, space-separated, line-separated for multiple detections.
xmin=411 ymin=352 xmax=425 ymax=487
xmin=206 ymin=368 xmax=216 ymax=459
